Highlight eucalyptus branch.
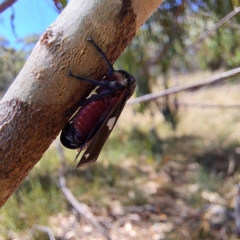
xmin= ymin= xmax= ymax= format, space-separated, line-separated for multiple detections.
xmin=127 ymin=67 xmax=240 ymax=105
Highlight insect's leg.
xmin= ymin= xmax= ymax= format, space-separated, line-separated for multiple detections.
xmin=68 ymin=71 xmax=110 ymax=87
xmin=87 ymin=37 xmax=115 ymax=75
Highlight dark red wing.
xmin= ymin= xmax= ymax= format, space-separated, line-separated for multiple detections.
xmin=76 ymin=90 xmax=128 ymax=168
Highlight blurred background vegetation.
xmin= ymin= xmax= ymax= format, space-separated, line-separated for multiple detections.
xmin=1 ymin=0 xmax=240 ymax=239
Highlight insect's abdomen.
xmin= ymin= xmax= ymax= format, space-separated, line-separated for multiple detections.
xmin=72 ymin=97 xmax=118 ymax=145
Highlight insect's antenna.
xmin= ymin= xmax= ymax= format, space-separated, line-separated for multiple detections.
xmin=87 ymin=37 xmax=115 ymax=74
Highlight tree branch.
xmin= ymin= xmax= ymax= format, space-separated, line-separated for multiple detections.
xmin=0 ymin=0 xmax=17 ymax=13
xmin=0 ymin=0 xmax=163 ymax=207
xmin=28 ymin=225 xmax=55 ymax=240
xmin=186 ymin=7 xmax=240 ymax=51
xmin=58 ymin=163 xmax=111 ymax=240
xmin=55 ymin=140 xmax=111 ymax=239
xmin=127 ymin=67 xmax=240 ymax=105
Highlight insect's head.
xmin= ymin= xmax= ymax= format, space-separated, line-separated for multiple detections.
xmin=114 ymin=70 xmax=136 ymax=97
xmin=60 ymin=123 xmax=81 ymax=149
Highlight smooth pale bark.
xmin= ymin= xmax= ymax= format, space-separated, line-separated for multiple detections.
xmin=0 ymin=0 xmax=163 ymax=207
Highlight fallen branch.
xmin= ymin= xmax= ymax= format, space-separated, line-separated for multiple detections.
xmin=235 ymin=184 xmax=240 ymax=237
xmin=124 ymin=204 xmax=156 ymax=213
xmin=27 ymin=224 xmax=55 ymax=240
xmin=55 ymin=141 xmax=112 ymax=240
xmin=58 ymin=168 xmax=111 ymax=240
xmin=127 ymin=67 xmax=240 ymax=105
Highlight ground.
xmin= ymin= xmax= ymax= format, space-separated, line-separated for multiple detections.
xmin=1 ymin=71 xmax=240 ymax=240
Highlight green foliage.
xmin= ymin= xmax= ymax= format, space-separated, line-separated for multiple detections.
xmin=54 ymin=0 xmax=69 ymax=12
xmin=0 ymin=34 xmax=40 ymax=97
xmin=116 ymin=0 xmax=240 ymax=128
xmin=0 ymin=150 xmax=64 ymax=236
xmin=198 ymin=26 xmax=240 ymax=70
xmin=0 ymin=37 xmax=28 ymax=96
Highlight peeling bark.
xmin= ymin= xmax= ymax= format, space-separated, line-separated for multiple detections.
xmin=0 ymin=0 xmax=163 ymax=207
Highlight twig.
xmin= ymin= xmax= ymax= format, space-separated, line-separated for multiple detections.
xmin=54 ymin=140 xmax=66 ymax=165
xmin=55 ymin=141 xmax=112 ymax=240
xmin=127 ymin=67 xmax=240 ymax=105
xmin=58 ymin=168 xmax=112 ymax=240
xmin=27 ymin=224 xmax=55 ymax=240
xmin=235 ymin=184 xmax=240 ymax=237
xmin=186 ymin=7 xmax=240 ymax=51
xmin=227 ymin=154 xmax=235 ymax=175
xmin=124 ymin=204 xmax=156 ymax=213
xmin=220 ymin=226 xmax=228 ymax=240
xmin=149 ymin=8 xmax=240 ymax=68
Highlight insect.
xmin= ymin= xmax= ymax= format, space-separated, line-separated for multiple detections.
xmin=60 ymin=37 xmax=136 ymax=168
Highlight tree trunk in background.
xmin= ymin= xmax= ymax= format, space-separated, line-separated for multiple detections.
xmin=0 ymin=0 xmax=163 ymax=207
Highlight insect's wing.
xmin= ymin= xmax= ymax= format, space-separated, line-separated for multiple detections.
xmin=76 ymin=91 xmax=128 ymax=168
